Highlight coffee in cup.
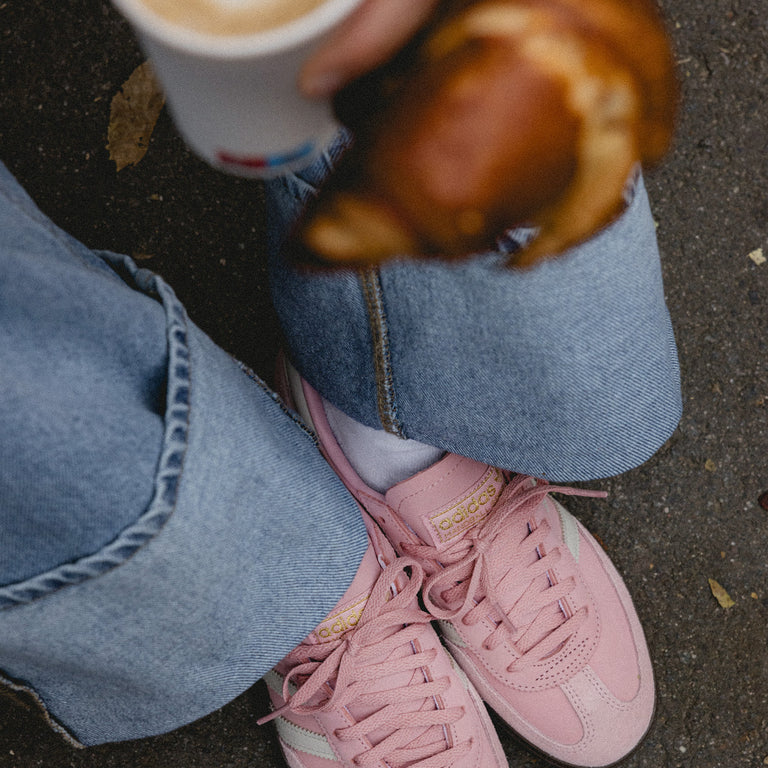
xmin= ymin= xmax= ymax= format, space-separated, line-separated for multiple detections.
xmin=138 ymin=0 xmax=329 ymax=37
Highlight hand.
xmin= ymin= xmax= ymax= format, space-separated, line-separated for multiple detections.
xmin=299 ymin=0 xmax=439 ymax=97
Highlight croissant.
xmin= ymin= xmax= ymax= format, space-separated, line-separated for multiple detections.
xmin=294 ymin=0 xmax=677 ymax=268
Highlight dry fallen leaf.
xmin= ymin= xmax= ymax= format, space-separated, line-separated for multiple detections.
xmin=708 ymin=578 xmax=735 ymax=609
xmin=107 ymin=61 xmax=165 ymax=171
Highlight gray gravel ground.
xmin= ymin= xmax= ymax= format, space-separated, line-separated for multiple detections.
xmin=1 ymin=1 xmax=767 ymax=766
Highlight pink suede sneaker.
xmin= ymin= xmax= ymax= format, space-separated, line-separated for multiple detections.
xmin=281 ymin=365 xmax=655 ymax=768
xmin=258 ymin=514 xmax=508 ymax=768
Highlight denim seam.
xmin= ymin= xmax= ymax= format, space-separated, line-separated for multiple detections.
xmin=0 ymin=259 xmax=191 ymax=609
xmin=359 ymin=267 xmax=403 ymax=437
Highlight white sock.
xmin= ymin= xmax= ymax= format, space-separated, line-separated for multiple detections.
xmin=322 ymin=398 xmax=445 ymax=493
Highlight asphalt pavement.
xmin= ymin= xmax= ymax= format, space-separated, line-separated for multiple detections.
xmin=0 ymin=1 xmax=766 ymax=766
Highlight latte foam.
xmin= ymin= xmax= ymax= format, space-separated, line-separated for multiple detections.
xmin=140 ymin=0 xmax=329 ymax=36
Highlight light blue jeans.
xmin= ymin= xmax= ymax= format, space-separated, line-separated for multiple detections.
xmin=0 ymin=161 xmax=368 ymax=745
xmin=0 ymin=136 xmax=681 ymax=746
xmin=269 ymin=138 xmax=681 ymax=481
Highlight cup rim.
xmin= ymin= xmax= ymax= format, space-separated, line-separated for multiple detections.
xmin=111 ymin=0 xmax=365 ymax=58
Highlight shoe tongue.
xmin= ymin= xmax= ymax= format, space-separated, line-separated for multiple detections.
xmin=385 ymin=454 xmax=506 ymax=551
xmin=308 ymin=543 xmax=381 ymax=645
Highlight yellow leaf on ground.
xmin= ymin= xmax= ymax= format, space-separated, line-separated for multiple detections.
xmin=748 ymin=247 xmax=766 ymax=265
xmin=708 ymin=578 xmax=735 ymax=609
xmin=107 ymin=61 xmax=165 ymax=171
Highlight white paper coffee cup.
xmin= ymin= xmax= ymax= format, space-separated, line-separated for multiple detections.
xmin=111 ymin=0 xmax=364 ymax=177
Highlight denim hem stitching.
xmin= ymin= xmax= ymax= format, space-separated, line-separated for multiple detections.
xmin=359 ymin=267 xmax=403 ymax=437
xmin=0 ymin=257 xmax=191 ymax=609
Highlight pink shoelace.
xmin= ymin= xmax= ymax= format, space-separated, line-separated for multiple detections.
xmin=259 ymin=557 xmax=474 ymax=768
xmin=402 ymin=475 xmax=606 ymax=672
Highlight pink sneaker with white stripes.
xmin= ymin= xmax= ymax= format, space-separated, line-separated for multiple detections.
xmin=283 ymin=366 xmax=655 ymax=768
xmin=259 ymin=515 xmax=508 ymax=768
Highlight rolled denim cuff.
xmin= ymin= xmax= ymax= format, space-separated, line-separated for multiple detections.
xmin=269 ymin=155 xmax=682 ymax=482
xmin=0 ymin=257 xmax=368 ymax=745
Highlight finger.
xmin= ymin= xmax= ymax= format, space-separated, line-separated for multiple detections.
xmin=300 ymin=0 xmax=439 ymax=97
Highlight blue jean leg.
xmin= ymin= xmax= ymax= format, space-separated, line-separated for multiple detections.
xmin=268 ymin=137 xmax=682 ymax=482
xmin=0 ymin=165 xmax=167 ymax=586
xmin=0 ymin=162 xmax=368 ymax=745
